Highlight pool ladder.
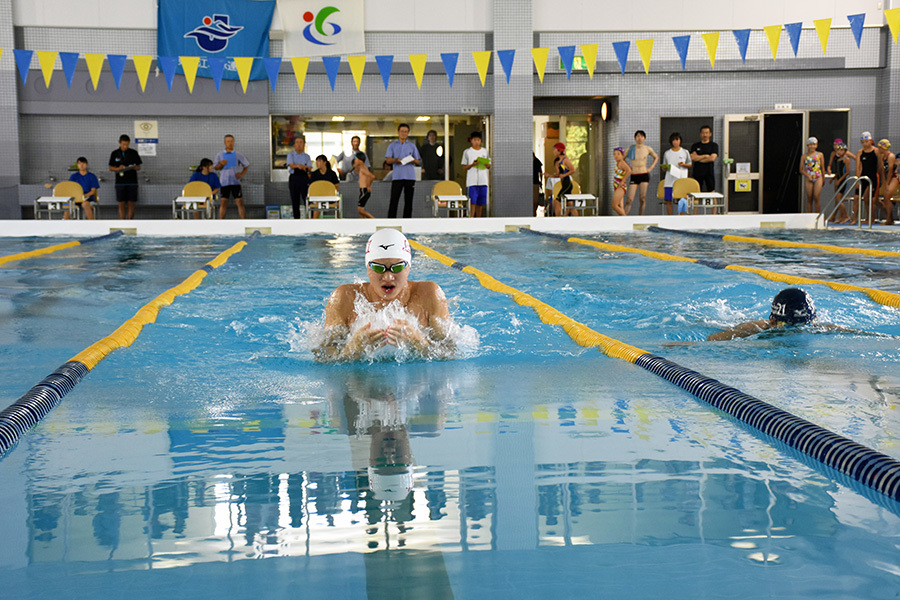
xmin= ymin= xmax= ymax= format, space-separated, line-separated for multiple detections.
xmin=819 ymin=176 xmax=874 ymax=229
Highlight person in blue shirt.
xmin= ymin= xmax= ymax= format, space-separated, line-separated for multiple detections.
xmin=188 ymin=158 xmax=222 ymax=196
xmin=68 ymin=156 xmax=100 ymax=220
xmin=385 ymin=123 xmax=422 ymax=218
xmin=286 ymin=135 xmax=312 ymax=219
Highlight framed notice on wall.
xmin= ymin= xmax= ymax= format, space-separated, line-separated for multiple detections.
xmin=135 ymin=120 xmax=158 ymax=157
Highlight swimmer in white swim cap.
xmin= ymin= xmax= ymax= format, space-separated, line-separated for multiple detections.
xmin=314 ymin=228 xmax=452 ymax=361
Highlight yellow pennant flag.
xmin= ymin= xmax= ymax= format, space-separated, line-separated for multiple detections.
xmin=37 ymin=50 xmax=57 ymax=88
xmin=180 ymin=56 xmax=200 ymax=93
xmin=580 ymin=43 xmax=598 ymax=79
xmin=84 ymin=53 xmax=105 ymax=90
xmin=347 ymin=55 xmax=366 ymax=91
xmin=290 ymin=57 xmax=310 ymax=92
xmin=813 ymin=18 xmax=831 ymax=54
xmin=0 ymin=49 xmax=3 ymax=64
xmin=636 ymin=39 xmax=653 ymax=74
xmin=409 ymin=54 xmax=427 ymax=89
xmin=531 ymin=47 xmax=549 ymax=83
xmin=764 ymin=25 xmax=781 ymax=60
xmin=702 ymin=32 xmax=719 ymax=68
xmin=886 ymin=8 xmax=900 ymax=43
xmin=233 ymin=57 xmax=254 ymax=93
xmin=132 ymin=56 xmax=152 ymax=92
xmin=473 ymin=50 xmax=491 ymax=87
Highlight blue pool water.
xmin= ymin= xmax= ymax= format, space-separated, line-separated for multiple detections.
xmin=2 ymin=229 xmax=900 ymax=599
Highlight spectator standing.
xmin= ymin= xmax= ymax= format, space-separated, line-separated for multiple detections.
xmin=690 ymin=125 xmax=719 ymax=193
xmin=461 ymin=131 xmax=491 ymax=218
xmin=385 ymin=123 xmax=421 ymax=218
xmin=214 ymin=134 xmax=250 ymax=219
xmin=108 ymin=134 xmax=141 ymax=220
xmin=420 ymin=130 xmax=445 ymax=180
xmin=287 ymin=136 xmax=312 ymax=219
xmin=661 ymin=132 xmax=691 ymax=216
xmin=335 ymin=136 xmax=369 ymax=181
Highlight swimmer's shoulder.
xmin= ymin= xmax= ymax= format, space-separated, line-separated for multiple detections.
xmin=409 ymin=280 xmax=450 ymax=319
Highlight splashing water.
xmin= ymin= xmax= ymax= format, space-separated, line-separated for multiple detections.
xmin=293 ymin=291 xmax=479 ymax=362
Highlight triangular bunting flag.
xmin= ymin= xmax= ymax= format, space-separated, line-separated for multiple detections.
xmin=84 ymin=53 xmax=105 ymax=90
xmin=764 ymin=25 xmax=781 ymax=60
xmin=732 ymin=29 xmax=750 ymax=63
xmin=263 ymin=57 xmax=282 ymax=92
xmin=497 ymin=49 xmax=515 ymax=84
xmin=814 ymin=18 xmax=831 ymax=54
xmin=439 ymin=53 xmax=457 ymax=87
xmin=886 ymin=8 xmax=900 ymax=43
xmin=233 ymin=57 xmax=254 ymax=93
xmin=290 ymin=57 xmax=309 ymax=92
xmin=180 ymin=56 xmax=200 ymax=93
xmin=672 ymin=35 xmax=690 ymax=70
xmin=322 ymin=56 xmax=340 ymax=91
xmin=158 ymin=55 xmax=177 ymax=91
xmin=636 ymin=39 xmax=653 ymax=74
xmin=848 ymin=13 xmax=865 ymax=48
xmin=0 ymin=49 xmax=3 ymax=64
xmin=347 ymin=56 xmax=366 ymax=91
xmin=208 ymin=57 xmax=227 ymax=92
xmin=531 ymin=47 xmax=549 ymax=83
xmin=702 ymin=32 xmax=719 ymax=68
xmin=558 ymin=45 xmax=576 ymax=80
xmin=132 ymin=55 xmax=152 ymax=92
xmin=107 ymin=54 xmax=127 ymax=90
xmin=13 ymin=49 xmax=33 ymax=86
xmin=472 ymin=51 xmax=491 ymax=87
xmin=612 ymin=41 xmax=630 ymax=76
xmin=409 ymin=54 xmax=427 ymax=89
xmin=785 ymin=22 xmax=802 ymax=56
xmin=37 ymin=50 xmax=57 ymax=88
xmin=60 ymin=52 xmax=79 ymax=88
xmin=376 ymin=55 xmax=394 ymax=89
xmin=580 ymin=44 xmax=598 ymax=79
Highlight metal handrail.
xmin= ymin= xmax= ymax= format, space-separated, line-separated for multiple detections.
xmin=821 ymin=176 xmax=873 ymax=229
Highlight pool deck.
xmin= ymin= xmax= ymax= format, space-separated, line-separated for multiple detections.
xmin=0 ymin=213 xmax=859 ymax=237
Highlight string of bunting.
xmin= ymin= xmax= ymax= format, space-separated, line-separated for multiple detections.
xmin=6 ymin=9 xmax=900 ymax=93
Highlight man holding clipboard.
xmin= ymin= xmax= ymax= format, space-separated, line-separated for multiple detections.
xmin=384 ymin=123 xmax=421 ymax=218
xmin=215 ymin=134 xmax=250 ymax=219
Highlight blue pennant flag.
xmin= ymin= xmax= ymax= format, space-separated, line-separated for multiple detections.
xmin=673 ymin=35 xmax=691 ymax=70
xmin=440 ymin=52 xmax=458 ymax=87
xmin=612 ymin=41 xmax=630 ymax=76
xmin=208 ymin=56 xmax=227 ymax=91
xmin=59 ymin=52 xmax=79 ymax=88
xmin=263 ymin=57 xmax=281 ymax=91
xmin=13 ymin=49 xmax=33 ymax=86
xmin=322 ymin=56 xmax=340 ymax=91
xmin=107 ymin=54 xmax=127 ymax=90
xmin=158 ymin=56 xmax=178 ymax=90
xmin=732 ymin=29 xmax=749 ymax=63
xmin=558 ymin=45 xmax=576 ymax=79
xmin=375 ymin=55 xmax=393 ymax=90
xmin=497 ymin=49 xmax=515 ymax=84
xmin=848 ymin=13 xmax=865 ymax=48
xmin=157 ymin=0 xmax=275 ymax=81
xmin=785 ymin=22 xmax=802 ymax=56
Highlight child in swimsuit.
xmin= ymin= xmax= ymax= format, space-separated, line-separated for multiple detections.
xmin=878 ymin=139 xmax=897 ymax=225
xmin=611 ymin=147 xmax=631 ymax=216
xmin=801 ymin=137 xmax=825 ymax=213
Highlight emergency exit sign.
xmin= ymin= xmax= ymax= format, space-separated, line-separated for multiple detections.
xmin=559 ymin=56 xmax=588 ymax=70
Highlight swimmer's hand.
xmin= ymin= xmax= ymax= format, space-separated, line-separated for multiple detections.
xmin=384 ymin=320 xmax=430 ymax=354
xmin=343 ymin=323 xmax=389 ymax=359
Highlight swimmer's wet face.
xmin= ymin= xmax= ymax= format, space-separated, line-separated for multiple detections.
xmin=367 ymin=259 xmax=409 ymax=301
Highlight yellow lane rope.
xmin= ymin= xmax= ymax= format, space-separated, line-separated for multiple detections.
xmin=721 ymin=233 xmax=900 ymax=258
xmin=409 ymin=239 xmax=648 ymax=363
xmin=0 ymin=241 xmax=80 ymax=266
xmin=70 ymin=240 xmax=249 ymax=370
xmin=566 ymin=236 xmax=900 ymax=310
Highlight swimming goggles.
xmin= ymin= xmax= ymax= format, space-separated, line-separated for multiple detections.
xmin=368 ymin=261 xmax=408 ymax=274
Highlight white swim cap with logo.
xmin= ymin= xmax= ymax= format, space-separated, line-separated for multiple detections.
xmin=365 ymin=228 xmax=412 ymax=266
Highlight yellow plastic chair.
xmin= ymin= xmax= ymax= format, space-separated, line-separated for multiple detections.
xmin=173 ymin=181 xmax=216 ymax=219
xmin=34 ymin=181 xmax=82 ymax=220
xmin=307 ymin=180 xmax=342 ymax=218
xmin=553 ymin=180 xmax=599 ymax=216
xmin=431 ymin=180 xmax=469 ymax=217
xmin=657 ymin=180 xmax=666 ymax=204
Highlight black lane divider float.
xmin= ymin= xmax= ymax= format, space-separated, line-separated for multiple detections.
xmin=419 ymin=230 xmax=900 ymax=506
xmin=0 ymin=231 xmax=259 ymax=457
xmin=0 ymin=230 xmax=124 ymax=267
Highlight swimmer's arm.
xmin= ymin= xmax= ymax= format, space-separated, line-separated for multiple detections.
xmin=314 ymin=286 xmax=381 ymax=362
xmin=647 ymin=147 xmax=659 ymax=172
xmin=707 ymin=319 xmax=772 ymax=341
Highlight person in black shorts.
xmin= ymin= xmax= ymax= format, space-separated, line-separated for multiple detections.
xmin=624 ymin=130 xmax=658 ymax=215
xmin=108 ymin=134 xmax=142 ymax=219
xmin=354 ymin=152 xmax=375 ymax=219
xmin=690 ymin=125 xmax=719 ymax=193
xmin=854 ymin=131 xmax=883 ymax=224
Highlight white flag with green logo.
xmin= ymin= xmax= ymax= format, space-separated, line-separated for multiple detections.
xmin=278 ymin=0 xmax=366 ymax=58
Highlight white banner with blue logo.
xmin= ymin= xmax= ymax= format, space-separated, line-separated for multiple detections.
xmin=158 ymin=0 xmax=276 ymax=81
xmin=278 ymin=0 xmax=365 ymax=58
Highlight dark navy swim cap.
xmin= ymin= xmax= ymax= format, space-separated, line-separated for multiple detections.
xmin=770 ymin=288 xmax=816 ymax=325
